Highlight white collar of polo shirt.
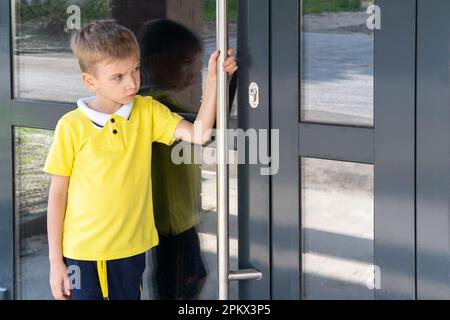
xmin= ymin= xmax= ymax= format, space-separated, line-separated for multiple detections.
xmin=77 ymin=96 xmax=133 ymax=128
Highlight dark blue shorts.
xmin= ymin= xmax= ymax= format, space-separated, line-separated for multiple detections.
xmin=152 ymin=227 xmax=207 ymax=299
xmin=64 ymin=252 xmax=146 ymax=300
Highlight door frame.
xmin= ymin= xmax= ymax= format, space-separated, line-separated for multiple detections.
xmin=0 ymin=0 xmax=14 ymax=300
xmin=270 ymin=0 xmax=300 ymax=300
xmin=416 ymin=0 xmax=450 ymax=299
xmin=237 ymin=0 xmax=272 ymax=300
xmin=0 ymin=0 xmax=421 ymax=300
xmin=0 ymin=1 xmax=75 ymax=300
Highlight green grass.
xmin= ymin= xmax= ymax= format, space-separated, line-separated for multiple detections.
xmin=14 ymin=128 xmax=53 ymax=216
xmin=17 ymin=0 xmax=111 ymax=24
xmin=203 ymin=0 xmax=238 ymax=23
xmin=17 ymin=0 xmax=368 ymax=25
xmin=203 ymin=0 xmax=371 ymax=20
xmin=18 ymin=0 xmax=238 ymax=25
xmin=303 ymin=0 xmax=369 ymax=14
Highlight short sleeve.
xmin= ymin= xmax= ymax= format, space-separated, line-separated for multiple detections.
xmin=151 ymin=98 xmax=184 ymax=146
xmin=43 ymin=118 xmax=76 ymax=177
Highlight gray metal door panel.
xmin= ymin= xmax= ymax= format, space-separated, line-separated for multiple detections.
xmin=416 ymin=0 xmax=450 ymax=299
xmin=270 ymin=0 xmax=300 ymax=300
xmin=237 ymin=0 xmax=271 ymax=300
xmin=0 ymin=0 xmax=13 ymax=300
xmin=374 ymin=0 xmax=416 ymax=300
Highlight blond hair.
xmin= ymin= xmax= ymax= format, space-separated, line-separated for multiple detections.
xmin=71 ymin=20 xmax=140 ymax=73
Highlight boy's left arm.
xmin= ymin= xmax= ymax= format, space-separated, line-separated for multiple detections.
xmin=174 ymin=48 xmax=237 ymax=145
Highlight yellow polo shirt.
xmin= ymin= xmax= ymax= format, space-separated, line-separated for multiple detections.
xmin=43 ymin=95 xmax=184 ymax=261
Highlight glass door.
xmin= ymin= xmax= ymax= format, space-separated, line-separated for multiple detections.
xmin=269 ymin=0 xmax=416 ymax=299
xmin=0 ymin=0 xmax=244 ymax=300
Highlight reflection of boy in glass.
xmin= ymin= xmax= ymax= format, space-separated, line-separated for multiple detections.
xmin=138 ymin=19 xmax=211 ymax=300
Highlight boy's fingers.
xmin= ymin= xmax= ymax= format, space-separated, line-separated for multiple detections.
xmin=210 ymin=49 xmax=236 ymax=69
xmin=224 ymin=59 xmax=236 ymax=68
xmin=63 ymin=276 xmax=72 ymax=298
xmin=213 ymin=48 xmax=234 ymax=57
xmin=209 ymin=50 xmax=220 ymax=64
xmin=224 ymin=61 xmax=237 ymax=69
xmin=51 ymin=282 xmax=65 ymax=300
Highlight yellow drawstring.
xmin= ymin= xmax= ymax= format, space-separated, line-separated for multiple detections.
xmin=97 ymin=260 xmax=109 ymax=300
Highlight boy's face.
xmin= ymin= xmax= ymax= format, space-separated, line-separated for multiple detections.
xmin=177 ymin=52 xmax=202 ymax=89
xmin=148 ymin=51 xmax=202 ymax=91
xmin=82 ymin=55 xmax=141 ymax=105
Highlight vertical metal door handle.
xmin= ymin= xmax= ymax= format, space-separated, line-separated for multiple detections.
xmin=217 ymin=0 xmax=262 ymax=301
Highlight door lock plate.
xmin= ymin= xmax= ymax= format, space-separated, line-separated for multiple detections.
xmin=249 ymin=82 xmax=259 ymax=108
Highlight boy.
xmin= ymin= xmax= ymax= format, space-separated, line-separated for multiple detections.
xmin=44 ymin=20 xmax=237 ymax=300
